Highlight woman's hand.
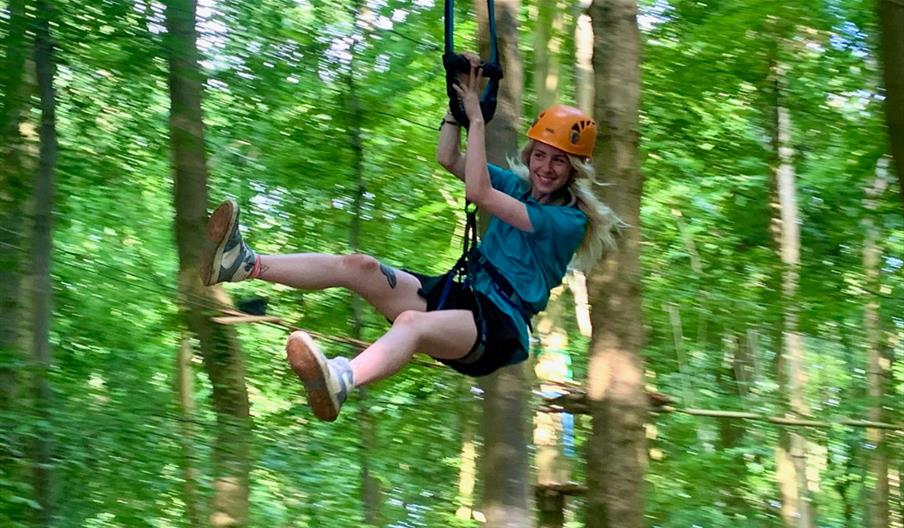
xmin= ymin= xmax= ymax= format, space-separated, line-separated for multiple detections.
xmin=458 ymin=52 xmax=481 ymax=73
xmin=452 ymin=64 xmax=484 ymax=125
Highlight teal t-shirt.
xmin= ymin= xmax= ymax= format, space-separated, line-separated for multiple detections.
xmin=471 ymin=164 xmax=588 ymax=364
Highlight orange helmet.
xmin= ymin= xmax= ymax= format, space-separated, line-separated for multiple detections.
xmin=526 ymin=104 xmax=597 ymax=158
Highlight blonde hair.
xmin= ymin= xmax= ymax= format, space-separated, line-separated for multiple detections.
xmin=508 ymin=140 xmax=624 ymax=272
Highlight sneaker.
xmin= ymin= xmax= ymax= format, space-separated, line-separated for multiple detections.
xmin=285 ymin=331 xmax=354 ymax=422
xmin=201 ymin=199 xmax=258 ymax=286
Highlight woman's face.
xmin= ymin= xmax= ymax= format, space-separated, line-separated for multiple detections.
xmin=529 ymin=142 xmax=574 ymax=198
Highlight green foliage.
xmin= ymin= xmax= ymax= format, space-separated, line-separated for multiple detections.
xmin=1 ymin=0 xmax=901 ymax=526
xmin=636 ymin=0 xmax=903 ymax=525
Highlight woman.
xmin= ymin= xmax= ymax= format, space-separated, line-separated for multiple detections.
xmin=201 ymin=66 xmax=621 ymax=421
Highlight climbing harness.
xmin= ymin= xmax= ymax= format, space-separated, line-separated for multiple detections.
xmin=435 ymin=203 xmax=487 ymax=355
xmin=437 ymin=203 xmax=479 ymax=311
xmin=469 ymin=247 xmax=534 ymax=328
xmin=438 ymin=0 xmax=503 ymax=298
xmin=437 ymin=204 xmax=534 ymax=332
xmin=443 ymin=0 xmax=504 ymax=129
xmin=438 ymin=0 xmax=535 ymax=352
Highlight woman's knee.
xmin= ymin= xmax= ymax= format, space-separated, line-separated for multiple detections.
xmin=393 ymin=309 xmax=426 ymax=329
xmin=341 ymin=254 xmax=409 ymax=294
xmin=388 ymin=310 xmax=427 ymax=347
xmin=341 ymin=253 xmax=381 ymax=274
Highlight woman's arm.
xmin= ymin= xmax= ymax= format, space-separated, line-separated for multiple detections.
xmin=454 ymin=67 xmax=533 ymax=232
xmin=436 ymin=111 xmax=467 ymax=181
xmin=437 ymin=53 xmax=482 ymax=181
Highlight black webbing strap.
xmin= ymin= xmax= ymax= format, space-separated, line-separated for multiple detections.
xmin=435 ymin=204 xmax=486 ymax=359
xmin=438 ymin=204 xmax=535 ymax=330
xmin=436 ymin=203 xmax=478 ymax=306
xmin=443 ymin=0 xmax=503 ymax=130
xmin=452 ymin=204 xmax=479 ymax=287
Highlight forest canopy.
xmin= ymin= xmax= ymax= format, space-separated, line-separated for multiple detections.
xmin=1 ymin=0 xmax=902 ymax=527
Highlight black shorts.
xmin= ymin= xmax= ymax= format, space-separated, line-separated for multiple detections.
xmin=404 ymin=269 xmax=524 ymax=377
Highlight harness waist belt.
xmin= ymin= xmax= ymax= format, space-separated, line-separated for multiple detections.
xmin=469 ymin=249 xmax=535 ymax=325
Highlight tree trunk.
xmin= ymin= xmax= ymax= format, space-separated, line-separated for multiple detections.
xmin=176 ymin=336 xmax=204 ymax=528
xmin=864 ymin=158 xmax=891 ymax=528
xmin=480 ymin=363 xmax=531 ymax=528
xmin=878 ymin=0 xmax=904 ymax=210
xmin=29 ymin=1 xmax=58 ymax=522
xmin=718 ymin=330 xmax=756 ymax=447
xmin=769 ymin=60 xmax=815 ymax=528
xmin=0 ymin=4 xmax=33 ymax=523
xmin=574 ymin=2 xmax=595 ymax=115
xmin=455 ymin=380 xmax=479 ymax=521
xmin=535 ymin=289 xmax=574 ymax=528
xmin=533 ymin=13 xmax=576 ymax=525
xmin=477 ymin=0 xmax=523 ymax=153
xmin=357 ymin=392 xmax=380 ymax=525
xmin=164 ymin=0 xmax=252 ymax=525
xmin=570 ymin=3 xmax=595 ymax=340
xmin=715 ymin=333 xmax=750 ymax=515
xmin=717 ymin=334 xmax=745 ymax=450
xmin=0 ymin=0 xmax=31 ymax=409
xmin=586 ymin=1 xmax=646 ymax=527
xmin=533 ymin=0 xmax=563 ymax=110
xmin=476 ymin=3 xmax=529 ymax=526
xmin=343 ymin=4 xmax=383 ymax=519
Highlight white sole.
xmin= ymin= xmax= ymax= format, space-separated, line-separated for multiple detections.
xmin=202 ymin=201 xmax=237 ymax=286
xmin=285 ymin=331 xmax=340 ymax=422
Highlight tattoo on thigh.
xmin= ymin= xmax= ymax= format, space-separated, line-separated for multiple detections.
xmin=379 ymin=263 xmax=398 ymax=289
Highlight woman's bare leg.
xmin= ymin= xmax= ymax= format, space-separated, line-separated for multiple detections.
xmin=203 ymin=200 xmax=425 ymax=321
xmin=286 ymin=309 xmax=476 ymax=420
xmin=257 ymin=253 xmax=426 ymax=321
xmin=349 ymin=309 xmax=477 ymax=386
